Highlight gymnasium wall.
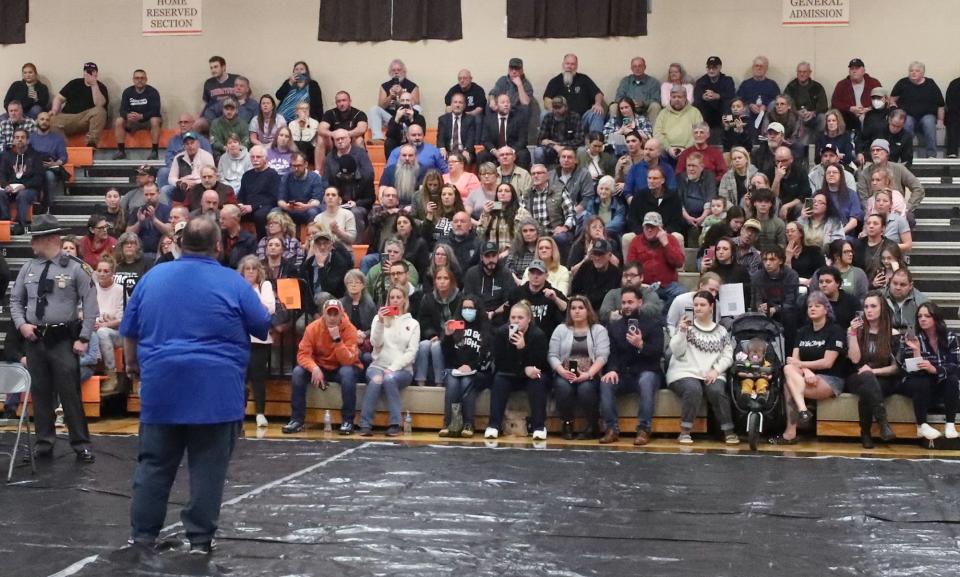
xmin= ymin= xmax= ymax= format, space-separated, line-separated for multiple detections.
xmin=1 ymin=0 xmax=957 ymax=125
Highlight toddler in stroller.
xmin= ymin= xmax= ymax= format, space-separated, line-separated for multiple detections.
xmin=736 ymin=338 xmax=774 ymax=397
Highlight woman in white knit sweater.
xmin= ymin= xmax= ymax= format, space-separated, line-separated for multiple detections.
xmin=359 ymin=286 xmax=421 ymax=436
xmin=665 ymin=290 xmax=737 ymax=445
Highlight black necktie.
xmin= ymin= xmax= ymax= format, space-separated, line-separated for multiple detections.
xmin=498 ymin=116 xmax=506 ymax=147
xmin=35 ymin=261 xmax=52 ymax=322
xmin=452 ymin=116 xmax=461 ymax=150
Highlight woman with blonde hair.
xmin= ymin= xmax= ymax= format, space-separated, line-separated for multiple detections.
xmin=359 ymin=285 xmax=421 ymax=437
xmin=237 ymin=255 xmax=276 ymax=428
xmin=718 ymin=146 xmax=758 ymax=209
xmin=257 ymin=210 xmax=304 ymax=266
xmin=521 ymin=236 xmax=570 ymax=295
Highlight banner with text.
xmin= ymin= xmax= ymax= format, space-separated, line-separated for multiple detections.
xmin=143 ymin=0 xmax=202 ymax=35
xmin=782 ymin=0 xmax=849 ymax=27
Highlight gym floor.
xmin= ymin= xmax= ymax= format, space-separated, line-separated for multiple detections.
xmin=2 ymin=424 xmax=959 ymax=577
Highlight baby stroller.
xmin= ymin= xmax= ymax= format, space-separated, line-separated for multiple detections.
xmin=728 ymin=313 xmax=785 ymax=450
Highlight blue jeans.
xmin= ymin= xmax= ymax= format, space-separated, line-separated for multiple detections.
xmin=443 ymin=372 xmax=478 ymax=427
xmin=600 ymin=370 xmax=661 ymax=432
xmin=553 ymin=375 xmax=599 ymax=424
xmin=1 ymin=187 xmax=37 ymax=226
xmin=581 ymin=110 xmax=606 ymax=134
xmin=905 ymin=113 xmax=938 ymax=157
xmin=290 ymin=364 xmax=358 ymax=424
xmin=414 ymin=339 xmax=445 ymax=384
xmin=156 ymin=167 xmax=170 ymax=193
xmin=657 ymin=282 xmax=687 ymax=315
xmin=284 ymin=207 xmax=321 ymax=225
xmin=360 ymin=253 xmax=380 ymax=274
xmin=130 ymin=420 xmax=241 ymax=546
xmin=360 ymin=366 xmax=412 ymax=428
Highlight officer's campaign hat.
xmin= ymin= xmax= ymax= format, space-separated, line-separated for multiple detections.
xmin=29 ymin=214 xmax=64 ymax=237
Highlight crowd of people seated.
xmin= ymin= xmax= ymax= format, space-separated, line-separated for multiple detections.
xmin=2 ymin=51 xmax=959 ymax=449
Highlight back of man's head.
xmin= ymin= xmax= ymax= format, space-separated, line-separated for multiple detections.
xmin=181 ymin=217 xmax=221 ymax=256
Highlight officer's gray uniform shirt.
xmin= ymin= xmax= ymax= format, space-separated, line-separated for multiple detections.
xmin=10 ymin=253 xmax=99 ymax=339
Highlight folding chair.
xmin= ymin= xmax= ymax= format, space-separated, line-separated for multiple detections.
xmin=0 ymin=363 xmax=35 ymax=482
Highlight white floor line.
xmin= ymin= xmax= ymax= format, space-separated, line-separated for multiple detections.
xmin=46 ymin=442 xmax=373 ymax=577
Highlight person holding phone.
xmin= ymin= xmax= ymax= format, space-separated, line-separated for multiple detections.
xmin=549 ymin=296 xmax=610 ymax=440
xmin=600 ymin=287 xmax=665 ymax=445
xmin=797 ymin=192 xmax=845 ymax=251
xmin=666 ymin=290 xmax=737 ymax=445
xmin=439 ymin=295 xmax=490 ymax=438
xmin=899 ymin=303 xmax=959 ymax=442
xmin=846 ymin=291 xmax=900 ymax=448
xmin=478 ymin=182 xmax=531 ymax=255
xmin=359 ymin=286 xmax=421 ymax=437
xmin=485 ymin=302 xmax=550 ymax=440
xmin=856 ymin=214 xmax=900 ymax=290
xmin=414 ymin=267 xmax=463 ymax=388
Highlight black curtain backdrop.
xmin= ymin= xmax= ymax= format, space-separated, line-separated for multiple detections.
xmin=319 ymin=0 xmax=462 ymax=42
xmin=0 ymin=0 xmax=29 ymax=44
xmin=507 ymin=0 xmax=646 ymax=38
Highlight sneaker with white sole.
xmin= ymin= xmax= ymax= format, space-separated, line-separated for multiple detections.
xmin=531 ymin=427 xmax=547 ymax=440
xmin=484 ymin=427 xmax=499 ymax=439
xmin=678 ymin=433 xmax=694 ymax=444
xmin=255 ymin=414 xmax=268 ymax=428
xmin=725 ymin=433 xmax=740 ymax=445
xmin=945 ymin=423 xmax=959 ymax=439
xmin=919 ymin=423 xmax=942 ymax=440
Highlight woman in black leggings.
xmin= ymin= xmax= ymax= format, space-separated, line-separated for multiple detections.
xmin=900 ymin=302 xmax=959 ymax=442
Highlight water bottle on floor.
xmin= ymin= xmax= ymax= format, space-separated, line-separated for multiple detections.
xmin=323 ymin=410 xmax=333 ymax=434
xmin=403 ymin=411 xmax=413 ymax=435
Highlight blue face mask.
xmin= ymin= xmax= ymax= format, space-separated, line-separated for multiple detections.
xmin=461 ymin=308 xmax=477 ymax=323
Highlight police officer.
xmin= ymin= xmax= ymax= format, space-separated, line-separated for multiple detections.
xmin=9 ymin=214 xmax=98 ymax=462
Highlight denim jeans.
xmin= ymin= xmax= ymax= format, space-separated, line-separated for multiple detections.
xmin=96 ymin=327 xmax=122 ymax=370
xmin=0 ymin=187 xmax=36 ymax=226
xmin=600 ymin=370 xmax=662 ymax=432
xmin=414 ymin=339 xmax=445 ymax=384
xmin=156 ymin=167 xmax=170 ymax=192
xmin=359 ymin=253 xmax=380 ymax=274
xmin=905 ymin=113 xmax=938 ymax=157
xmin=657 ymin=282 xmax=688 ymax=316
xmin=360 ymin=366 xmax=412 ymax=428
xmin=443 ymin=372 xmax=478 ymax=427
xmin=552 ymin=375 xmax=599 ymax=424
xmin=488 ymin=372 xmax=549 ymax=430
xmin=668 ymin=376 xmax=733 ymax=431
xmin=290 ymin=364 xmax=358 ymax=424
xmin=130 ymin=420 xmax=241 ymax=546
xmin=581 ymin=110 xmax=606 ymax=134
xmin=285 ymin=207 xmax=321 ymax=224
xmin=367 ymin=106 xmax=393 ymax=140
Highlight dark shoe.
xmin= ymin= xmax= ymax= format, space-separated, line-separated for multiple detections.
xmin=561 ymin=420 xmax=574 ymax=440
xmin=576 ymin=427 xmax=597 ymax=440
xmin=874 ymin=406 xmax=896 ymax=441
xmin=339 ymin=422 xmax=355 ymax=435
xmin=188 ymin=540 xmax=215 ymax=555
xmin=147 ymin=150 xmax=159 ymax=161
xmin=22 ymin=447 xmax=53 ymax=462
xmin=385 ymin=425 xmax=401 ymax=437
xmin=860 ymin=433 xmax=875 ymax=449
xmin=634 ymin=430 xmax=651 ymax=446
xmin=797 ymin=410 xmax=813 ymax=427
xmin=878 ymin=421 xmax=897 ymax=442
xmin=112 ymin=150 xmax=126 ymax=160
xmin=76 ymin=449 xmax=96 ymax=463
xmin=1 ymin=408 xmax=17 ymax=419
xmin=359 ymin=427 xmax=373 ymax=437
xmin=599 ymin=429 xmax=619 ymax=444
xmin=768 ymin=435 xmax=798 ymax=446
xmin=281 ymin=420 xmax=304 ymax=434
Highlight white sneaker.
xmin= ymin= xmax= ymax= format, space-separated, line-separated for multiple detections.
xmin=678 ymin=433 xmax=694 ymax=444
xmin=945 ymin=423 xmax=959 ymax=439
xmin=256 ymin=414 xmax=268 ymax=428
xmin=484 ymin=427 xmax=499 ymax=439
xmin=919 ymin=423 xmax=942 ymax=440
xmin=531 ymin=427 xmax=547 ymax=440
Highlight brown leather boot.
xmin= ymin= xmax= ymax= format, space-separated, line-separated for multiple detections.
xmin=634 ymin=429 xmax=651 ymax=446
xmin=599 ymin=429 xmax=619 ymax=444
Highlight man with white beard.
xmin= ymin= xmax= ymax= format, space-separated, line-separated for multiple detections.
xmin=379 ymin=144 xmax=421 ymax=208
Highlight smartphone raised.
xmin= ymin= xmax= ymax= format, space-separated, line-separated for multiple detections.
xmin=705 ymin=247 xmax=716 ymax=261
xmin=492 ymin=201 xmax=503 ymax=211
xmin=447 ymin=320 xmax=466 ymax=330
xmin=803 ymin=198 xmax=814 ymax=213
xmin=627 ymin=319 xmax=640 ymax=333
xmin=508 ymin=323 xmax=519 ymax=339
xmin=384 ymin=306 xmax=400 ymax=317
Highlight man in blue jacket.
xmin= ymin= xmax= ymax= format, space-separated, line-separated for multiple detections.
xmin=121 ymin=216 xmax=272 ymax=555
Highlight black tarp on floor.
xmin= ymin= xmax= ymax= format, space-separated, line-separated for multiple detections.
xmin=2 ymin=436 xmax=960 ymax=576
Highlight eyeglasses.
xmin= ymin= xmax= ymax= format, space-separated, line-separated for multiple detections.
xmin=389 ymin=271 xmax=405 ymax=276
xmin=93 ymin=225 xmax=110 ymax=231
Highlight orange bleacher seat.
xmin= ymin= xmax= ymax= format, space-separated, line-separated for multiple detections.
xmin=0 ymin=221 xmax=10 ymax=242
xmin=66 ymin=128 xmax=178 ymax=150
xmin=424 ymin=128 xmax=438 ymax=146
xmin=352 ymin=244 xmax=368 ymax=268
xmin=368 ymin=144 xmax=385 ymax=164
xmin=67 ymin=146 xmax=94 ymax=167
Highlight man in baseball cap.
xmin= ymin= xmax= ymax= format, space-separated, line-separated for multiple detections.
xmin=696 ymin=56 xmax=735 ymax=132
xmin=464 ymin=238 xmax=516 ymax=323
xmin=50 ymin=61 xmax=109 ymax=147
xmin=625 ymin=211 xmax=687 ymax=310
xmin=833 ymin=57 xmax=880 ymax=132
xmin=489 ymin=57 xmax=533 ymax=114
xmin=509 ymin=258 xmax=567 ymax=339
xmin=809 ymin=142 xmax=856 ymax=191
xmin=572 ymin=238 xmax=621 ymax=310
